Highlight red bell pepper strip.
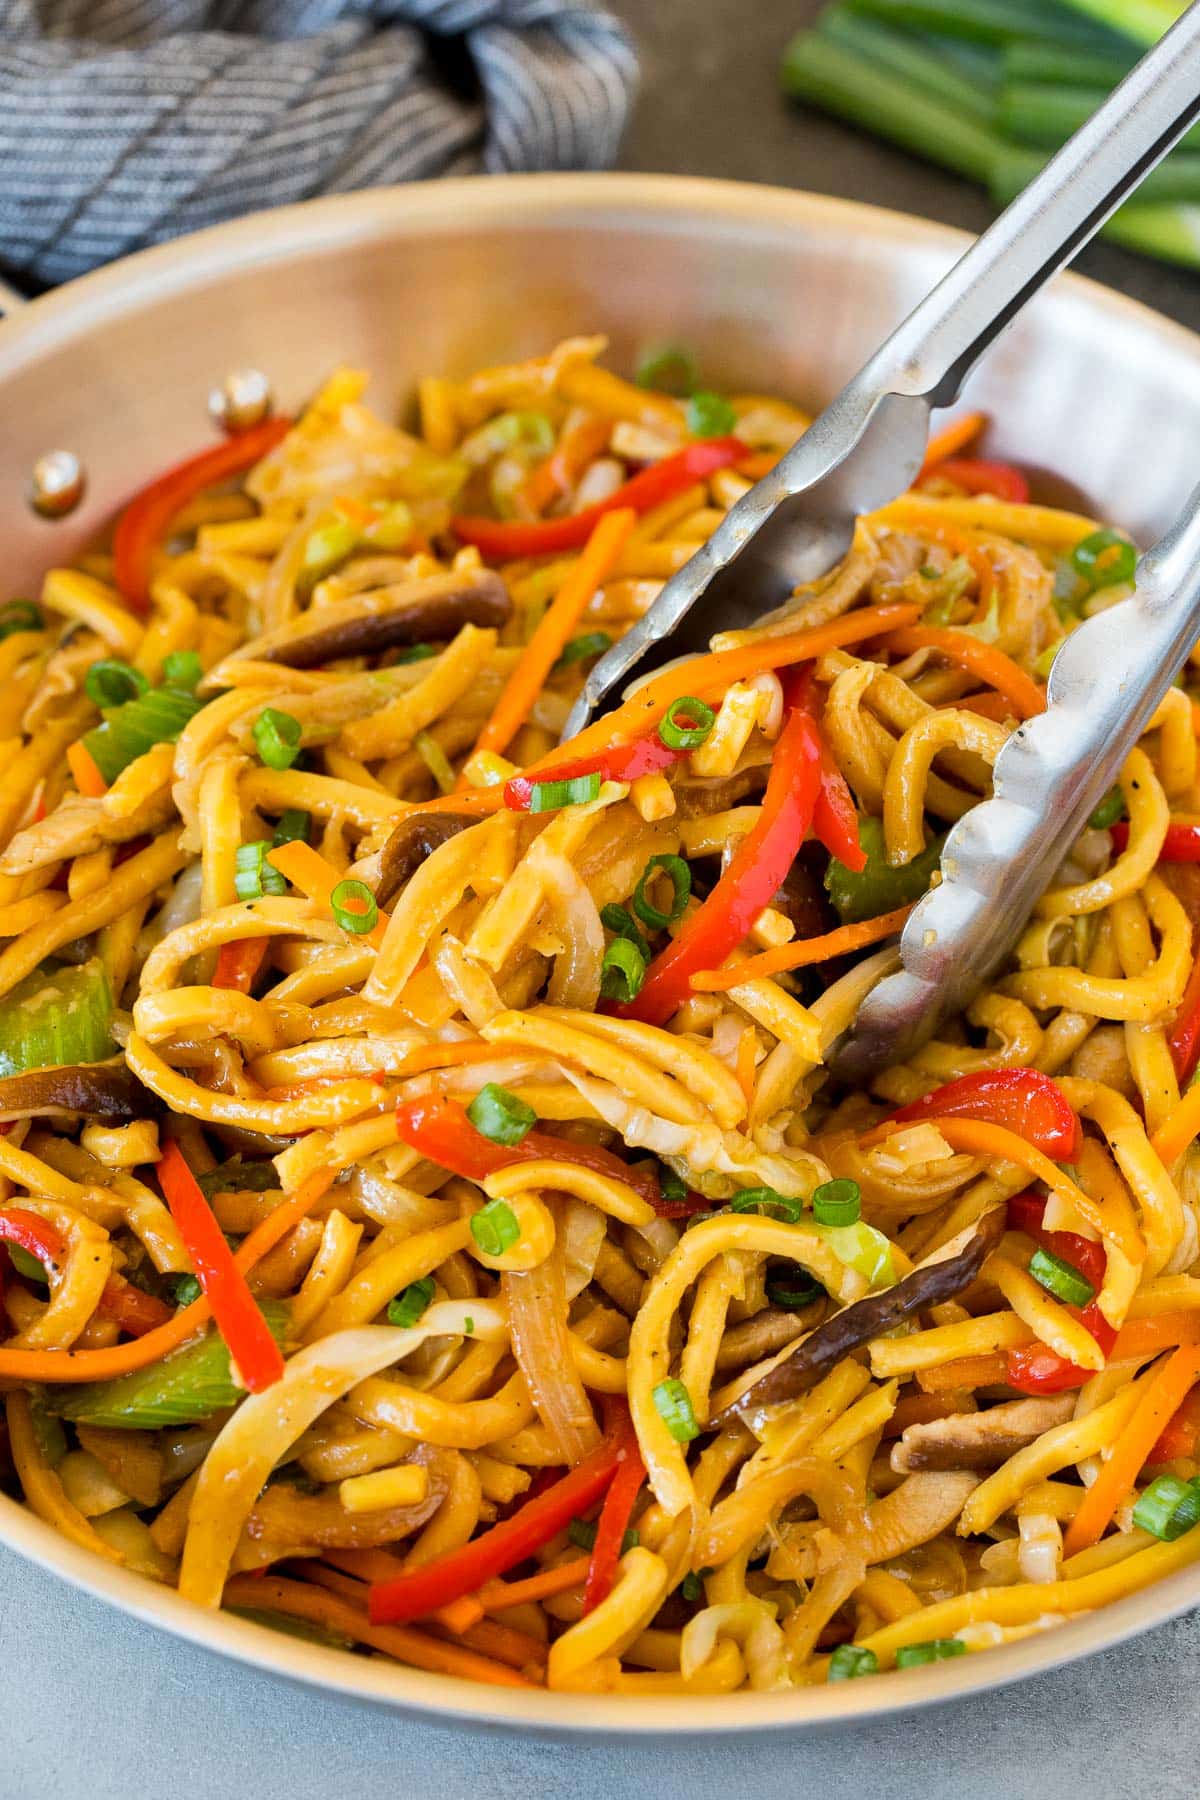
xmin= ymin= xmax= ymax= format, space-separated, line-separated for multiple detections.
xmin=783 ymin=665 xmax=866 ymax=872
xmin=616 ymin=706 xmax=823 ymax=1028
xmin=156 ymin=1139 xmax=285 ymax=1391
xmin=369 ymin=1425 xmax=628 ymax=1624
xmin=583 ymin=1402 xmax=646 ymax=1613
xmin=1004 ymin=1191 xmax=1113 ymax=1394
xmin=1110 ymin=821 xmax=1200 ymax=863
xmin=1169 ymin=951 xmax=1200 ymax=1088
xmin=504 ymin=732 xmax=685 ymax=812
xmin=1149 ymin=1381 xmax=1200 ymax=1462
xmin=885 ymin=1069 xmax=1081 ymax=1163
xmin=451 ymin=437 xmax=748 ymax=561
xmin=213 ymin=937 xmax=270 ymax=994
xmin=113 ymin=417 xmax=293 ymax=614
xmin=0 ymin=1207 xmax=173 ymax=1338
xmin=923 ymin=457 xmax=1030 ymax=505
xmin=394 ymin=1093 xmax=662 ymax=1208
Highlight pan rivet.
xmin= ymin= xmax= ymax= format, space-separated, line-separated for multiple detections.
xmin=29 ymin=450 xmax=85 ymax=518
xmin=209 ymin=369 xmax=274 ymax=434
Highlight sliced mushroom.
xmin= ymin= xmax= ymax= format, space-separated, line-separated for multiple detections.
xmin=716 ymin=1207 xmax=1006 ymax=1422
xmin=376 ymin=811 xmax=480 ymax=908
xmin=203 ymin=569 xmax=510 ymax=678
xmin=674 ymin=765 xmax=769 ymax=819
xmin=0 ymin=1060 xmax=146 ymax=1124
xmin=772 ymin=847 xmax=835 ymax=941
xmin=890 ymin=1394 xmax=1075 ymax=1474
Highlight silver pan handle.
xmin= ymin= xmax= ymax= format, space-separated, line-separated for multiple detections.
xmin=860 ymin=0 xmax=1200 ymax=408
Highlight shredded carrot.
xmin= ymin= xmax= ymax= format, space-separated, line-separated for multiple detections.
xmin=915 ymin=1353 xmax=1014 ymax=1393
xmin=904 ymin=1117 xmax=1095 ymax=1219
xmin=476 ymin=1555 xmax=591 ymax=1614
xmin=691 ymin=904 xmax=916 ymax=991
xmin=883 ymin=626 xmax=1045 ymax=720
xmin=0 ymin=1165 xmax=334 ymax=1383
xmin=1112 ymin=1313 xmax=1200 ymax=1358
xmin=266 ymin=840 xmax=390 ymax=950
xmin=1064 ymin=1345 xmax=1200 ymax=1556
xmin=1151 ymin=1081 xmax=1200 ymax=1166
xmin=213 ymin=937 xmax=269 ymax=993
xmin=437 ymin=1616 xmax=549 ymax=1671
xmin=394 ymin=601 xmax=926 ymax=825
xmin=920 ymin=411 xmax=987 ymax=476
xmin=67 ymin=740 xmax=107 ymax=799
xmin=940 ymin=690 xmax=1015 ymax=723
xmin=222 ymin=1573 xmax=535 ymax=1687
xmin=465 ymin=507 xmax=638 ymax=771
xmin=394 ymin=1041 xmax=498 ymax=1076
xmin=432 ymin=1592 xmax=486 ymax=1634
xmin=520 ymin=416 xmax=611 ymax=516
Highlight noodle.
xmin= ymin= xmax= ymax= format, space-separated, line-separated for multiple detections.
xmin=3 ymin=339 xmax=1199 ymax=1697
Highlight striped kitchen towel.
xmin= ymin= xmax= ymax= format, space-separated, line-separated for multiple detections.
xmin=0 ymin=0 xmax=637 ymax=287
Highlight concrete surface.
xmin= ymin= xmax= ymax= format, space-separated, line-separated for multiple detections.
xmin=3 ymin=3 xmax=1198 ymax=1793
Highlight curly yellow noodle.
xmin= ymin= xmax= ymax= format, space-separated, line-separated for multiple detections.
xmin=1003 ymin=873 xmax=1190 ymax=1022
xmin=1038 ymin=749 xmax=1168 ymax=918
xmin=883 ymin=709 xmax=1010 ymax=866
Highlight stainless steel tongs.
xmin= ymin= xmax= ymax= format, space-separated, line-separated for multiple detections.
xmin=562 ymin=3 xmax=1200 ymax=1076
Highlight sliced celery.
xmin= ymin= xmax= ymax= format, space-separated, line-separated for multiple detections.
xmin=0 ymin=959 xmax=113 ymax=1078
xmin=57 ymin=1303 xmax=290 ymax=1428
xmin=841 ymin=0 xmax=1129 ymax=50
xmin=1053 ymin=0 xmax=1186 ymax=45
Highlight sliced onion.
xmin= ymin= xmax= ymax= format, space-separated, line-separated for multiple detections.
xmin=503 ymin=1221 xmax=600 ymax=1466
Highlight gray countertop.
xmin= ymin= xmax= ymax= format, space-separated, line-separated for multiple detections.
xmin=2 ymin=5 xmax=1198 ymax=1793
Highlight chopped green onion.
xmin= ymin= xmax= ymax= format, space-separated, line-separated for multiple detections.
xmin=470 ymin=1198 xmax=521 ymax=1258
xmin=9 ymin=1243 xmax=49 ymax=1284
xmin=527 ymin=772 xmax=602 ymax=813
xmin=467 ymin=1083 xmax=536 ymax=1147
xmin=171 ymin=1273 xmax=202 ymax=1308
xmin=555 ymin=631 xmax=613 ymax=671
xmin=271 ymin=809 xmax=310 ymax=848
xmin=161 ymin=650 xmax=203 ymax=692
xmin=680 ymin=1569 xmax=712 ymax=1602
xmin=633 ymin=854 xmax=692 ymax=930
xmin=766 ymin=1263 xmax=825 ymax=1309
xmin=729 ymin=1187 xmax=805 ymax=1222
xmin=1070 ymin=529 xmax=1137 ymax=592
xmin=253 ymin=707 xmax=302 ymax=771
xmin=601 ymin=903 xmax=651 ymax=961
xmin=83 ymin=684 xmax=204 ymax=784
xmin=395 ymin=644 xmax=440 ymax=664
xmin=635 ymin=344 xmax=700 ymax=397
xmin=464 ymin=1316 xmax=475 ymax=1335
xmin=234 ymin=841 xmax=289 ymax=902
xmin=812 ymin=1178 xmax=861 ymax=1227
xmin=686 ymin=391 xmax=738 ymax=439
xmin=84 ymin=659 xmax=149 ymax=709
xmin=1029 ymin=1246 xmax=1095 ymax=1307
xmin=652 ymin=1376 xmax=701 ymax=1444
xmin=1132 ymin=1473 xmax=1200 ymax=1542
xmin=828 ymin=1643 xmax=880 ymax=1681
xmin=0 ymin=599 xmax=43 ymax=641
xmin=566 ymin=1517 xmax=597 ymax=1551
xmin=894 ymin=1638 xmax=966 ymax=1669
xmin=55 ymin=1304 xmax=290 ymax=1428
xmin=329 ymin=878 xmax=379 ymax=936
xmin=659 ymin=1165 xmax=688 ymax=1205
xmin=601 ymin=936 xmax=646 ymax=1004
xmin=388 ymin=1276 xmax=436 ymax=1329
xmin=918 ymin=563 xmax=940 ymax=580
xmin=1089 ymin=788 xmax=1126 ymax=830
xmin=657 ymin=696 xmax=715 ymax=751
xmin=0 ymin=958 xmax=114 ymax=1078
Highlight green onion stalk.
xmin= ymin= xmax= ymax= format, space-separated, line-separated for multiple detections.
xmin=781 ymin=1 xmax=1200 ymax=269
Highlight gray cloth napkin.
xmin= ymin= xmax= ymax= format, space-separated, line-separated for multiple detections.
xmin=0 ymin=0 xmax=637 ymax=287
